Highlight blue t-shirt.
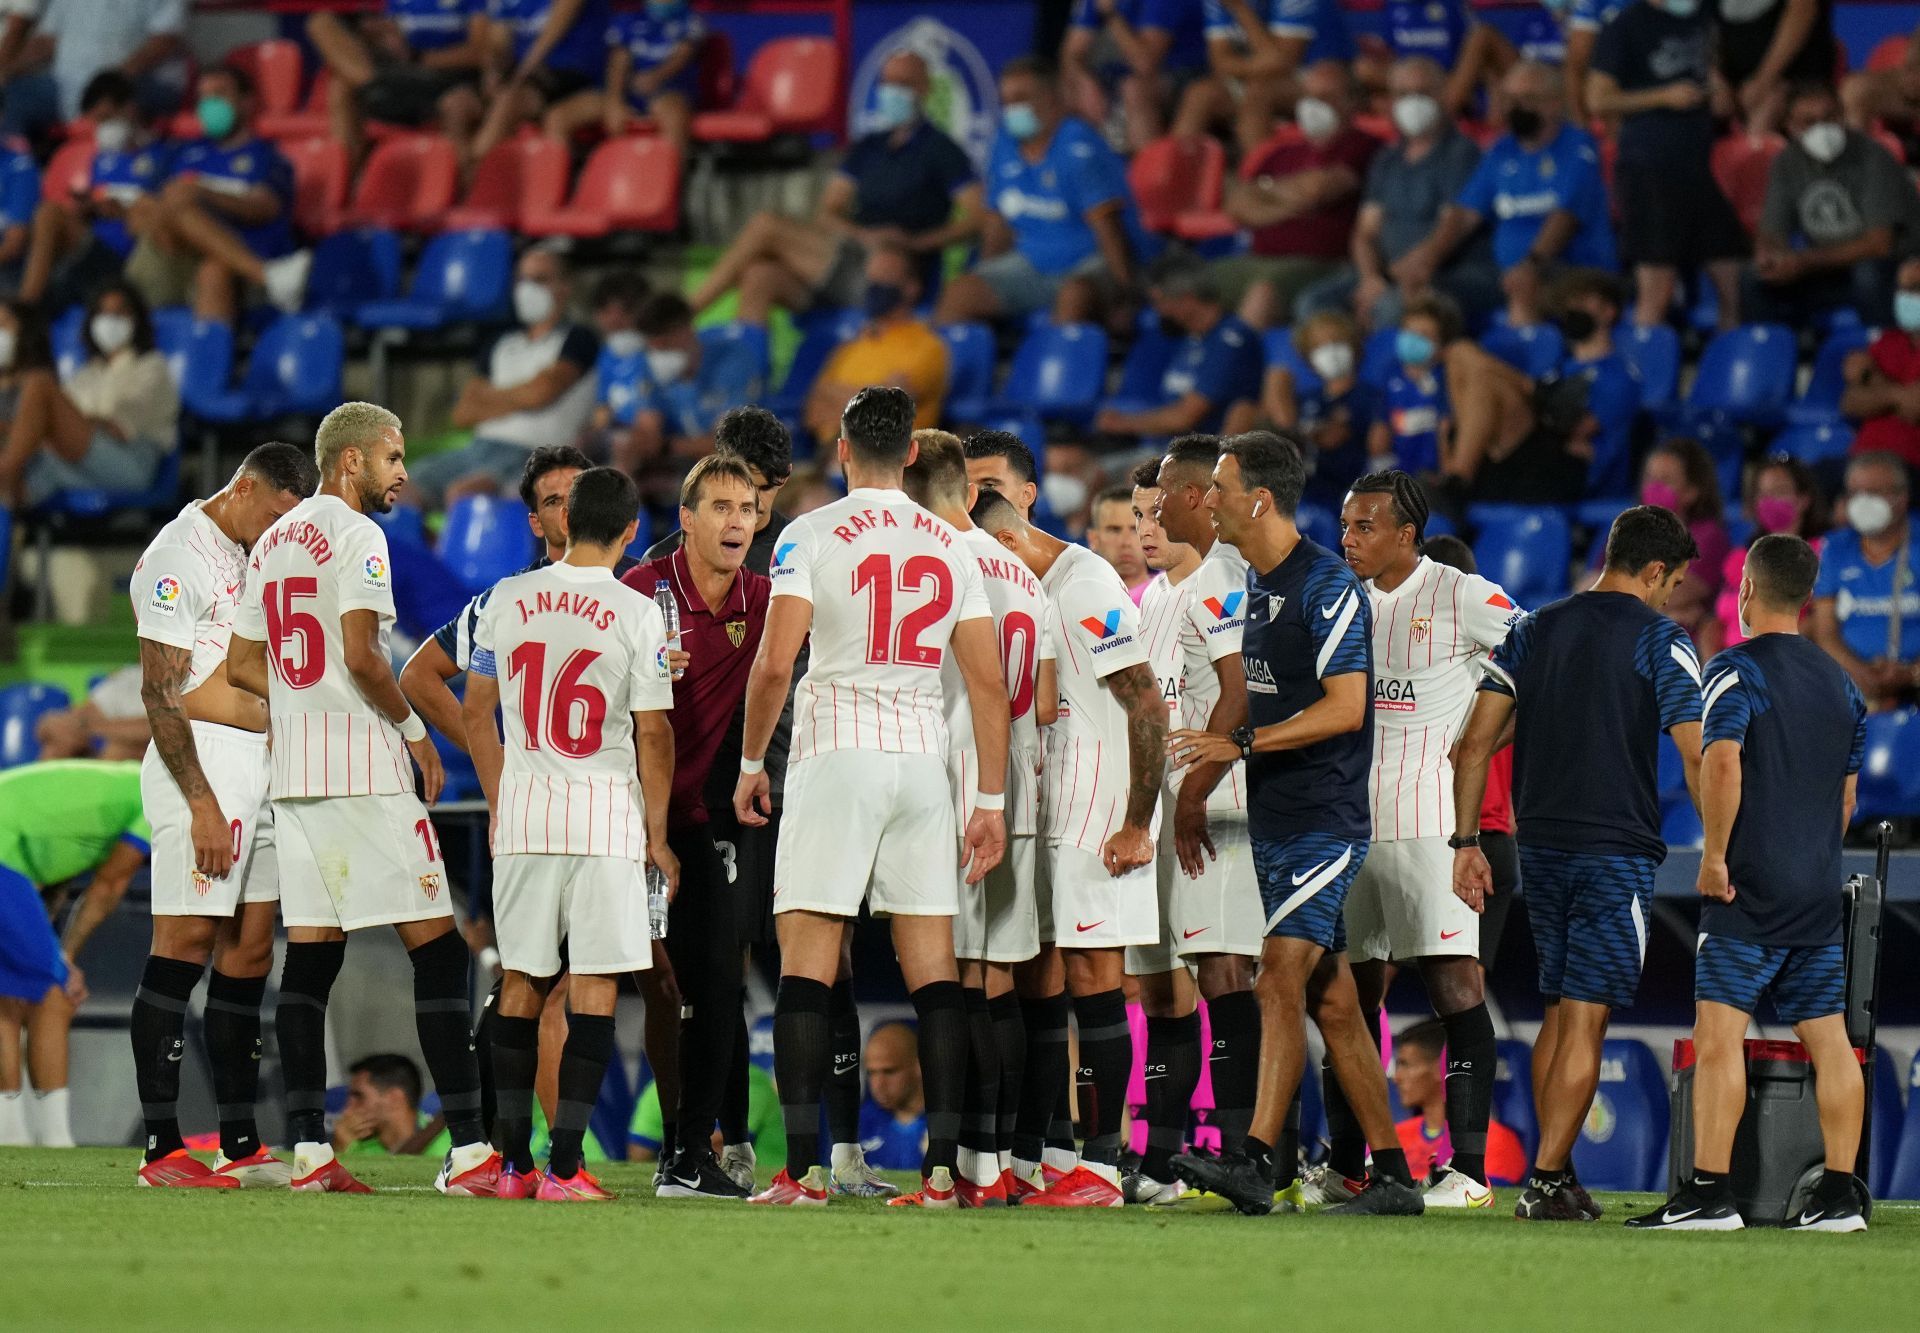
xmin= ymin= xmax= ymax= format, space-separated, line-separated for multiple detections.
xmin=638 ymin=338 xmax=766 ymax=441
xmin=1562 ymin=351 xmax=1640 ymax=499
xmin=1205 ymin=0 xmax=1354 ymax=64
xmin=487 ymin=0 xmax=609 ymax=77
xmin=1383 ymin=365 xmax=1447 ymax=476
xmin=0 ymin=136 xmax=40 ymax=233
xmin=1810 ymin=517 xmax=1920 ymax=663
xmin=1511 ymin=6 xmax=1566 ymax=62
xmin=1568 ymin=0 xmax=1629 ymax=32
xmin=1073 ymin=0 xmax=1212 ymax=73
xmin=1456 ymin=122 xmax=1617 ymax=271
xmin=607 ymin=4 xmax=702 ymax=95
xmin=857 ymin=1099 xmax=927 ymax=1171
xmin=1700 ymin=634 xmax=1865 ymax=947
xmin=987 ymin=117 xmax=1144 ymax=277
xmin=596 ymin=343 xmax=649 ymax=426
xmin=88 ymin=141 xmax=170 ymax=257
xmin=1386 ymin=0 xmax=1471 ymax=67
xmin=1161 ymin=314 xmax=1262 ymax=430
xmin=169 ymin=137 xmax=294 ymax=259
xmin=389 ymin=0 xmax=480 ymax=52
xmin=1242 ymin=536 xmax=1374 ymax=841
xmin=1482 ymin=591 xmax=1703 ymax=860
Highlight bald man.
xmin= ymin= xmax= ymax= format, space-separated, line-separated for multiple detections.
xmin=858 ymin=1022 xmax=929 ymax=1170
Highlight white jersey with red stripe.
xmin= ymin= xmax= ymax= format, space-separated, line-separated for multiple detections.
xmin=942 ymin=526 xmax=1052 ymax=834
xmin=132 ymin=501 xmax=249 ymax=693
xmin=772 ymin=487 xmax=991 ymax=761
xmin=232 ymin=493 xmax=413 ymax=799
xmin=1040 ymin=543 xmax=1156 ymax=856
xmin=1365 ymin=556 xmax=1522 ymax=840
xmin=471 ymin=562 xmax=675 ymax=859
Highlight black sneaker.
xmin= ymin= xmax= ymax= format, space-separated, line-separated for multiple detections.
xmin=1171 ymin=1149 xmax=1274 ymax=1216
xmin=651 ymin=1148 xmax=677 ymax=1193
xmin=1624 ymin=1189 xmax=1744 ymax=1231
xmin=1514 ymin=1174 xmax=1593 ymax=1222
xmin=657 ymin=1149 xmax=751 ymax=1200
xmin=1784 ymin=1192 xmax=1868 ymax=1233
xmin=1565 ymin=1174 xmax=1604 ymax=1220
xmin=1322 ymin=1175 xmax=1425 ymax=1217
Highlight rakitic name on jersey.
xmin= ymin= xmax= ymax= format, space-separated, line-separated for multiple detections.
xmin=977 ymin=554 xmax=1040 ymax=595
xmin=512 ymin=588 xmax=619 ymax=630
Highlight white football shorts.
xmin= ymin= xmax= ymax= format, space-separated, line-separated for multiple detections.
xmin=143 ymin=722 xmax=276 ymax=917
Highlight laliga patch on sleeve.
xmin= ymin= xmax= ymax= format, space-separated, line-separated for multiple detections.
xmin=362 ymin=554 xmax=390 ymax=591
xmin=149 ymin=575 xmax=182 ymax=616
xmin=654 ymin=644 xmax=672 ymax=679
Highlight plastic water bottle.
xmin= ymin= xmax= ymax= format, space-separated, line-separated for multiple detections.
xmin=654 ymin=579 xmax=683 ymax=680
xmin=646 ymin=865 xmax=669 ymax=941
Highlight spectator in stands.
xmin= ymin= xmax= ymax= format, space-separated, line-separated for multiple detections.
xmin=1088 ymin=483 xmax=1151 ymax=599
xmin=776 ymin=465 xmax=840 ymax=517
xmin=856 ymin=1022 xmax=927 ymax=1171
xmin=469 ymin=0 xmax=611 ymax=167
xmin=1551 ymin=268 xmax=1642 ymax=499
xmin=121 ymin=65 xmax=310 ymax=326
xmin=1638 ymin=437 xmax=1730 ymax=640
xmin=34 ymin=665 xmax=148 ymax=760
xmin=0 ymin=283 xmax=175 ymax=509
xmin=1399 ymin=61 xmax=1616 ymax=332
xmin=414 ymin=243 xmax=599 ymax=506
xmin=1296 ymin=56 xmax=1496 ymax=331
xmin=1841 ymin=24 xmax=1920 ymax=160
xmin=964 ymin=429 xmax=1040 ymax=521
xmin=1391 ymin=1019 xmax=1528 ymax=1187
xmin=1559 ymin=0 xmax=1628 ymax=123
xmin=0 ymin=117 xmax=34 ymax=291
xmin=544 ymin=0 xmax=700 ymax=158
xmin=1589 ymin=0 xmax=1747 ymax=331
xmin=622 ymin=292 xmax=764 ymax=466
xmin=582 ymin=269 xmax=652 ymax=454
xmin=1174 ymin=0 xmax=1353 ymax=152
xmin=1714 ymin=0 xmax=1837 ymax=136
xmin=1373 ymin=294 xmax=1455 ymax=481
xmin=1095 ymin=255 xmax=1261 ymax=441
xmin=1061 ymin=0 xmax=1211 ymax=152
xmin=804 ymin=243 xmax=949 ymax=449
xmin=1811 ymin=451 xmax=1920 ymax=710
xmin=935 ymin=56 xmax=1147 ymax=329
xmin=1229 ymin=307 xmax=1373 ymax=505
xmin=306 ymin=0 xmax=487 ymax=171
xmin=1706 ymin=456 xmax=1825 ymax=653
xmin=0 ymin=0 xmax=188 ymax=142
xmin=690 ymin=49 xmax=981 ymax=326
xmin=1841 ymin=257 xmax=1920 ymax=467
xmin=1210 ymin=59 xmax=1378 ymax=330
xmin=331 ymin=1054 xmax=451 ymax=1157
xmin=1747 ymin=81 xmax=1915 ymax=330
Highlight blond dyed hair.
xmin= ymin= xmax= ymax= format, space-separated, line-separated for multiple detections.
xmin=315 ymin=401 xmax=403 ymax=475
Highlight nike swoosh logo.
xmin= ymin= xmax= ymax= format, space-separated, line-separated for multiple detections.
xmin=166 ymin=1050 xmax=183 ymax=1062
xmin=1182 ymin=927 xmax=1208 ymax=939
xmin=671 ymin=1174 xmax=703 ymax=1189
xmin=1291 ymin=859 xmax=1331 ymax=886
xmin=1440 ymin=929 xmax=1463 ymax=940
xmin=1795 ymin=1209 xmax=1823 ymax=1225
xmin=1662 ymin=1207 xmax=1701 ymax=1223
xmin=1322 ymin=592 xmax=1348 ymax=619
xmin=1075 ymin=920 xmax=1106 ymax=933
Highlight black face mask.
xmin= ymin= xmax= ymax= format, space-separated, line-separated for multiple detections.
xmin=1557 ymin=309 xmax=1598 ymax=342
xmin=1157 ymin=315 xmax=1186 ymax=340
xmin=1507 ymin=106 xmax=1543 ymax=139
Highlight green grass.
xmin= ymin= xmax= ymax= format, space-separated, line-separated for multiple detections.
xmin=2 ymin=1148 xmax=1913 ymax=1331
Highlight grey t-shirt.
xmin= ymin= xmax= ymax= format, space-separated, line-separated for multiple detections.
xmin=1364 ymin=129 xmax=1492 ymax=268
xmin=1760 ymin=133 xmax=1920 ymax=251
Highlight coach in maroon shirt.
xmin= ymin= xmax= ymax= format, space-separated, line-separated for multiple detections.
xmin=620 ymin=453 xmax=770 ymax=1196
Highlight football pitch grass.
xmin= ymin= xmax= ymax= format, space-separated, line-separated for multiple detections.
xmin=4 ymin=1149 xmax=1913 ymax=1332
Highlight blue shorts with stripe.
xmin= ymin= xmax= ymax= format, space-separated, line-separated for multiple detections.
xmin=0 ymin=862 xmax=66 ymax=1002
xmin=1520 ymin=846 xmax=1657 ymax=1009
xmin=1252 ymin=833 xmax=1368 ymax=952
xmin=1696 ymin=936 xmax=1845 ymax=1025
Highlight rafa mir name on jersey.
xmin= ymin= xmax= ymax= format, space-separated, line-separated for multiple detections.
xmin=512 ymin=588 xmax=619 ymax=630
xmin=830 ymin=507 xmax=954 ymax=548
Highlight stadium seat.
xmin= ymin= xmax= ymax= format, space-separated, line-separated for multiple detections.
xmin=281 ymin=136 xmax=349 ymax=239
xmin=767 ymin=307 xmax=864 ymax=426
xmin=692 ymin=37 xmax=841 ymax=142
xmin=1493 ymin=1039 xmax=1538 ymax=1159
xmin=440 ymin=494 xmax=537 ymax=595
xmin=1660 ymin=793 xmax=1703 ymax=849
xmin=1855 ymin=707 xmax=1920 ymax=819
xmin=1870 ymin=1046 xmax=1903 ymax=1199
xmin=442 ymin=133 xmax=570 ymax=233
xmin=1571 ymin=1038 xmax=1668 ymax=1191
xmin=152 ymin=308 xmax=236 ymax=419
xmin=1103 ymin=318 xmax=1181 ymax=416
xmin=939 ymin=322 xmax=997 ymax=422
xmin=1791 ymin=324 xmax=1872 ymax=425
xmin=1708 ymin=133 xmax=1786 ymax=236
xmin=1128 ymin=135 xmax=1226 ymax=235
xmin=352 ymin=228 xmax=514 ymax=331
xmin=697 ymin=320 xmax=771 ymax=408
xmin=50 ymin=305 xmax=84 ymax=382
xmin=1771 ymin=420 xmax=1853 ymax=465
xmin=302 ymin=229 xmax=403 ymax=321
xmin=1886 ymin=1050 xmax=1920 ymax=1200
xmin=40 ymin=137 xmax=92 ymax=203
xmin=523 ymin=137 xmax=681 ymax=238
xmin=1471 ymin=507 xmax=1571 ymax=608
xmin=996 ymin=321 xmax=1109 ymax=427
xmin=1359 ymin=326 xmax=1400 ymax=390
xmin=336 ymin=134 xmax=459 ymax=232
xmin=1296 ymin=501 xmax=1337 ymax=547
xmin=1684 ymin=323 xmax=1798 ymax=428
xmin=194 ymin=313 xmax=345 ymax=422
xmin=1655 ymin=732 xmax=1686 ymax=800
xmin=0 ymin=683 xmax=72 ymax=768
xmin=227 ymin=39 xmax=304 ymax=119
xmin=1484 ymin=322 xmax=1565 ymax=379
xmin=1615 ymin=321 xmax=1680 ymax=412
xmin=259 ymin=67 xmax=331 ymax=141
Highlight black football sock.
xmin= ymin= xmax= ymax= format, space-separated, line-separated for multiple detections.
xmin=203 ymin=970 xmax=266 ymax=1160
xmin=1370 ymin=1146 xmax=1414 ymax=1187
xmin=825 ymin=977 xmax=861 ymax=1147
xmin=719 ymin=1002 xmax=751 ymax=1144
xmin=1322 ymin=1051 xmax=1366 ymax=1180
xmin=1013 ymin=993 xmax=1068 ymax=1163
xmin=274 ymin=940 xmax=345 ymax=1148
xmin=774 ymin=976 xmax=832 ymax=1174
xmin=1072 ymin=989 xmax=1130 ymax=1167
xmin=989 ymin=991 xmax=1024 ymax=1160
xmin=549 ymin=1012 xmax=614 ymax=1179
xmin=911 ymin=980 xmax=967 ymax=1176
xmin=1275 ymin=1090 xmax=1302 ymax=1188
xmin=1243 ymin=1133 xmax=1277 ymax=1184
xmin=1692 ymin=1169 xmax=1732 ymax=1203
xmin=406 ymin=931 xmax=484 ymax=1148
xmin=473 ymin=977 xmax=502 ymax=1134
xmin=130 ymin=955 xmax=202 ymax=1162
xmin=959 ymin=987 xmax=1000 ymax=1175
xmin=489 ymin=1013 xmax=539 ymax=1173
xmin=1815 ymin=1168 xmax=1854 ymax=1207
xmin=1440 ymin=1001 xmax=1497 ymax=1185
xmin=1205 ymin=990 xmax=1259 ymax=1154
xmin=1141 ymin=1011 xmax=1201 ymax=1182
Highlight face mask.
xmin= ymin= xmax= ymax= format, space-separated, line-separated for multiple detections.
xmin=1309 ymin=342 xmax=1354 ymax=381
xmin=1799 ymin=122 xmax=1846 ymax=165
xmin=513 ymin=279 xmax=556 ymax=327
xmin=197 ymin=95 xmax=238 ymax=140
xmin=90 ymin=312 xmax=134 ymax=355
xmin=1506 ymin=107 xmax=1543 ymax=140
xmin=1391 ymin=94 xmax=1440 ymax=140
xmin=1295 ymin=97 xmax=1339 ymax=144
xmin=864 ymin=282 xmax=906 ymax=320
xmin=1895 ymin=291 xmax=1920 ymax=332
xmin=1396 ymin=329 xmax=1436 ymax=366
xmin=1156 ymin=314 xmax=1186 ymax=341
xmin=1663 ymin=0 xmax=1700 ymax=16
xmin=1557 ymin=309 xmax=1598 ymax=342
xmin=92 ymin=118 xmax=131 ymax=154
xmin=647 ymin=348 xmax=690 ymax=385
xmin=1754 ymin=495 xmax=1800 ymax=534
xmin=872 ymin=82 xmax=918 ymax=132
xmin=605 ymin=330 xmax=644 ymax=359
xmin=1002 ymin=102 xmax=1041 ymax=142
xmin=1847 ymin=492 xmax=1895 ymax=536
xmin=1041 ymin=472 xmax=1088 ymax=516
xmin=0 ymin=328 xmax=14 ymax=371
xmin=1641 ymin=479 xmax=1681 ymax=512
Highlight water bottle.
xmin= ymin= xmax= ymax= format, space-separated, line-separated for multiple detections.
xmin=646 ymin=864 xmax=670 ymax=941
xmin=654 ymin=579 xmax=683 ymax=680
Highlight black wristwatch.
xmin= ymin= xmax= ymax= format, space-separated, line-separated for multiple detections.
xmin=1447 ymin=833 xmax=1481 ymax=850
xmin=1230 ymin=725 xmax=1255 ymax=760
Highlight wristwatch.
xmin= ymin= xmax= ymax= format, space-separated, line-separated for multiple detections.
xmin=1230 ymin=725 xmax=1255 ymax=760
xmin=1447 ymin=833 xmax=1481 ymax=850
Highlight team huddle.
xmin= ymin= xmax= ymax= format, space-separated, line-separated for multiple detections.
xmin=112 ymin=384 xmax=1871 ymax=1228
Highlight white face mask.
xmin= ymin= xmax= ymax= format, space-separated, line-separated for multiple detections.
xmin=646 ymin=348 xmax=690 ymax=385
xmin=605 ymin=330 xmax=644 ymax=359
xmin=1308 ymin=342 xmax=1355 ymax=382
xmin=1041 ymin=472 xmax=1088 ymax=517
xmin=1295 ymin=97 xmax=1340 ymax=144
xmin=513 ymin=279 xmax=556 ymax=327
xmin=1847 ymin=491 xmax=1896 ymax=536
xmin=1391 ymin=93 xmax=1440 ymax=140
xmin=1799 ymin=122 xmax=1846 ymax=165
xmin=0 ymin=327 xmax=15 ymax=371
xmin=93 ymin=118 xmax=132 ymax=154
xmin=90 ymin=312 xmax=135 ymax=355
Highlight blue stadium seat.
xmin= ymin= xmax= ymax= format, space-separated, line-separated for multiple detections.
xmin=304 ymin=228 xmax=404 ymax=321
xmin=380 ymin=510 xmax=468 ymax=642
xmin=1493 ymin=1039 xmax=1537 ymax=1159
xmin=1870 ymin=1045 xmax=1903 ymax=1199
xmin=939 ymin=321 xmax=997 ymax=422
xmin=1359 ymin=326 xmax=1400 ymax=390
xmin=152 ymin=309 xmax=236 ymax=420
xmin=1104 ymin=318 xmax=1181 ymax=417
xmin=0 ymin=683 xmax=73 ymax=768
xmin=32 ymin=449 xmax=182 ymax=526
xmin=352 ymin=228 xmax=513 ymax=331
xmin=697 ymin=320 xmax=770 ymax=409
xmin=621 ymin=509 xmax=654 ymax=562
xmin=998 ymin=321 xmax=1109 ymax=427
xmin=434 ymin=730 xmax=480 ymax=803
xmin=1296 ymin=501 xmax=1337 ymax=547
xmin=1656 ymin=732 xmax=1686 ymax=800
xmin=1661 ymin=793 xmax=1703 ymax=849
xmin=767 ymin=307 xmax=864 ymax=426
xmin=1790 ymin=324 xmax=1871 ymax=426
xmin=592 ymin=1048 xmax=638 ymax=1166
xmin=439 ymin=494 xmax=537 ymax=596
xmin=1885 ymin=1049 xmax=1920 ymax=1200
xmin=1571 ymin=1038 xmax=1668 ymax=1191
xmin=196 ymin=314 xmax=345 ymax=423
xmin=1855 ymin=707 xmax=1920 ymax=819
xmin=1471 ymin=507 xmax=1571 ymax=608
xmin=1683 ymin=323 xmax=1798 ymax=428
xmin=1617 ymin=322 xmax=1679 ymax=412
xmin=979 ymin=412 xmax=1045 ymax=456
xmin=1771 ymin=420 xmax=1853 ymax=466
xmin=372 ymin=503 xmax=427 ymax=548
xmin=1484 ymin=322 xmax=1565 ymax=378
xmin=51 ymin=305 xmax=85 ymax=382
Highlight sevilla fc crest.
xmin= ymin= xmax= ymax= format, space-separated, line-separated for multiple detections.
xmin=726 ymin=619 xmax=747 ymax=647
xmin=1410 ymin=617 xmax=1431 ymax=644
xmin=419 ymin=874 xmax=441 ymax=901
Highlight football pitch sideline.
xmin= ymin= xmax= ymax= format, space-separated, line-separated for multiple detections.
xmin=3 ymin=1149 xmax=1913 ymax=1332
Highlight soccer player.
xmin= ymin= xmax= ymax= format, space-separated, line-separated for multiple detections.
xmin=1452 ymin=504 xmax=1702 ymax=1223
xmin=227 ymin=402 xmax=497 ymax=1197
xmin=1320 ymin=470 xmax=1519 ymax=1209
xmin=903 ymin=429 xmax=1056 ymax=1207
xmin=1124 ymin=439 xmax=1261 ymax=1204
xmin=736 ymin=387 xmax=1010 ymax=1208
xmin=971 ymin=489 xmax=1169 ymax=1208
xmin=129 ymin=441 xmax=319 ymax=1188
xmin=964 ymin=430 xmax=1039 ymax=522
xmin=464 ymin=467 xmax=676 ymax=1202
xmin=1629 ymin=535 xmax=1869 ymax=1233
xmin=1168 ymin=430 xmax=1423 ymax=1217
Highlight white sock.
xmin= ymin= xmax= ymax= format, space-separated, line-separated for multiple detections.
xmin=1082 ymin=1160 xmax=1120 ymax=1187
xmin=0 ymin=1090 xmax=29 ymax=1145
xmin=830 ymin=1141 xmax=862 ymax=1174
xmin=997 ymin=1149 xmax=1010 ymax=1175
xmin=1042 ymin=1145 xmax=1078 ymax=1175
xmin=26 ymin=1088 xmax=73 ymax=1147
xmin=1011 ymin=1154 xmax=1042 ymax=1182
xmin=294 ymin=1141 xmax=335 ymax=1173
xmin=447 ymin=1140 xmax=494 ymax=1175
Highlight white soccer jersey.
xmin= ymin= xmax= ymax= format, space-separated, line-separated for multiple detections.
xmin=773 ymin=487 xmax=991 ymax=761
xmin=232 ymin=494 xmax=412 ymax=799
xmin=943 ymin=526 xmax=1053 ymax=834
xmin=1177 ymin=541 xmax=1249 ymax=813
xmin=472 ymin=562 xmax=675 ymax=859
xmin=132 ymin=501 xmax=249 ymax=693
xmin=1040 ymin=543 xmax=1156 ymax=856
xmin=1365 ymin=556 xmax=1522 ymax=840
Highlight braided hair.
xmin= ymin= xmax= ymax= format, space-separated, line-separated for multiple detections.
xmin=1347 ymin=469 xmax=1429 ymax=548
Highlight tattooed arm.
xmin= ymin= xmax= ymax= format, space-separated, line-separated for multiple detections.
xmin=140 ymin=637 xmax=234 ymax=878
xmin=1099 ymin=661 xmax=1167 ymax=876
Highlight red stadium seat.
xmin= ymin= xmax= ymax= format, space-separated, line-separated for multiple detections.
xmin=40 ymin=138 xmax=93 ymax=203
xmin=693 ymin=36 xmax=840 ymax=142
xmin=280 ymin=136 xmax=348 ymax=239
xmin=226 ymin=39 xmax=305 ymax=118
xmin=1127 ymin=135 xmax=1224 ymax=234
xmin=442 ymin=132 xmax=570 ymax=232
xmin=696 ymin=30 xmax=736 ymax=110
xmin=260 ymin=68 xmax=331 ymax=141
xmin=523 ymin=137 xmax=682 ymax=237
xmin=338 ymin=133 xmax=459 ymax=231
xmin=1709 ymin=132 xmax=1785 ymax=236
xmin=1866 ymin=34 xmax=1910 ymax=73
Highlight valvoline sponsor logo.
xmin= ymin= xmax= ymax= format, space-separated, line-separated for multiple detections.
xmin=1203 ymin=591 xmax=1243 ymax=620
xmin=1080 ymin=609 xmax=1134 ymax=654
